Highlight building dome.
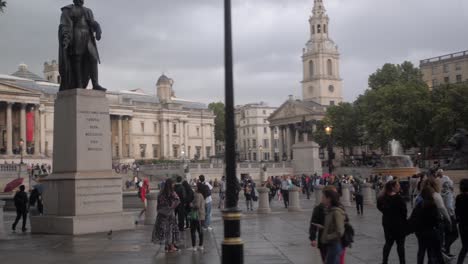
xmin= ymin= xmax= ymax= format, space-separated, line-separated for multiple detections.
xmin=156 ymin=74 xmax=173 ymax=86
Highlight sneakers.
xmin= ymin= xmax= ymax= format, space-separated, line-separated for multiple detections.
xmin=207 ymin=227 xmax=213 ymax=231
xmin=187 ymin=247 xmax=197 ymax=252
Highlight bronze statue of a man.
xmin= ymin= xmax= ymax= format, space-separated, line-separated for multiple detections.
xmin=58 ymin=0 xmax=106 ymax=91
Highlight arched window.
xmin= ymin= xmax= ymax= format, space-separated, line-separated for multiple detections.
xmin=328 ymin=85 xmax=335 ymax=93
xmin=317 ymin=24 xmax=321 ymax=33
xmin=324 ymin=24 xmax=327 ymax=34
xmin=309 ymin=60 xmax=314 ymax=78
xmin=327 ymin=59 xmax=333 ymax=76
xmin=311 ymin=24 xmax=315 ymax=34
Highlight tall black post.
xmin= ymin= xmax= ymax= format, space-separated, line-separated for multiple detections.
xmin=327 ymin=136 xmax=333 ymax=174
xmin=222 ymin=0 xmax=244 ymax=264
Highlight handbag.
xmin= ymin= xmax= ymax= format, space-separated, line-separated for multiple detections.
xmin=188 ymin=209 xmax=199 ymax=221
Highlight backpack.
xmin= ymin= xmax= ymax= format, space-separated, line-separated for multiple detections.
xmin=341 ymin=214 xmax=355 ymax=248
xmin=174 ymin=184 xmax=187 ymax=203
xmin=245 ymin=185 xmax=252 ymax=195
xmin=200 ymin=183 xmax=211 ymax=199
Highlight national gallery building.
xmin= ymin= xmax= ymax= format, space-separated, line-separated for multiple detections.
xmin=0 ymin=61 xmax=215 ymax=163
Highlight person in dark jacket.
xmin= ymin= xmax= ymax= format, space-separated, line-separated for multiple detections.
xmin=456 ymin=179 xmax=468 ymax=264
xmin=182 ymin=180 xmax=195 ymax=230
xmin=377 ymin=180 xmax=407 ymax=264
xmin=12 ymin=185 xmax=28 ymax=232
xmin=174 ymin=176 xmax=187 ymax=231
xmin=410 ymin=185 xmax=445 ymax=264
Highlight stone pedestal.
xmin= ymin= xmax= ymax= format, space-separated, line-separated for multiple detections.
xmin=0 ymin=200 xmax=5 ymax=234
xmin=362 ymin=183 xmax=375 ymax=205
xmin=341 ymin=184 xmax=352 ymax=207
xmin=260 ymin=170 xmax=268 ymax=183
xmin=314 ymin=185 xmax=324 ymax=205
xmin=292 ymin=142 xmax=322 ymax=175
xmin=31 ymin=89 xmax=134 ymax=235
xmin=144 ymin=192 xmax=158 ymax=225
xmin=288 ymin=186 xmax=302 ymax=212
xmin=256 ymin=187 xmax=271 ymax=214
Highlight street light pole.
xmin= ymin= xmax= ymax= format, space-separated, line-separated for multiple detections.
xmin=223 ymin=0 xmax=243 ymax=263
xmin=325 ymin=127 xmax=333 ymax=174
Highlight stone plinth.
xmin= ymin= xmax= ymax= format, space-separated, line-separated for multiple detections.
xmin=314 ymin=185 xmax=324 ymax=205
xmin=362 ymin=183 xmax=375 ymax=205
xmin=31 ymin=89 xmax=134 ymax=235
xmin=341 ymin=184 xmax=352 ymax=207
xmin=144 ymin=192 xmax=158 ymax=225
xmin=292 ymin=142 xmax=322 ymax=175
xmin=256 ymin=187 xmax=271 ymax=214
xmin=288 ymin=186 xmax=302 ymax=212
xmin=260 ymin=170 xmax=268 ymax=183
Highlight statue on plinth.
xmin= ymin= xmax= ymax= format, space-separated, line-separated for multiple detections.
xmin=445 ymin=128 xmax=468 ymax=170
xmin=58 ymin=0 xmax=106 ymax=91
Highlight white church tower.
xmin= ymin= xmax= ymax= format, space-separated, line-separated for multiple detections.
xmin=302 ymin=0 xmax=343 ymax=106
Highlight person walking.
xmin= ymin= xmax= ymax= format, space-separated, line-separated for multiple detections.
xmin=188 ymin=184 xmax=205 ymax=251
xmin=377 ymin=180 xmax=407 ymax=264
xmin=12 ymin=185 xmax=28 ymax=232
xmin=198 ymin=175 xmax=213 ymax=230
xmin=456 ymin=179 xmax=468 ymax=264
xmin=440 ymin=174 xmax=458 ymax=256
xmin=152 ymin=179 xmax=181 ymax=253
xmin=410 ymin=185 xmax=445 ymax=264
xmin=183 ymin=180 xmax=195 ymax=230
xmin=281 ymin=175 xmax=291 ymax=208
xmin=310 ymin=185 xmax=336 ymax=262
xmin=244 ymin=179 xmax=255 ymax=211
xmin=326 ymin=174 xmax=342 ymax=196
xmin=136 ymin=178 xmax=150 ymax=225
xmin=321 ymin=188 xmax=346 ymax=264
xmin=218 ymin=176 xmax=226 ymax=209
xmin=174 ymin=176 xmax=187 ymax=232
xmin=352 ymin=179 xmax=364 ymax=215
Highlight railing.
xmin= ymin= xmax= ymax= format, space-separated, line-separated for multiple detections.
xmin=420 ymin=50 xmax=468 ymax=65
xmin=0 ymin=164 xmax=19 ymax=172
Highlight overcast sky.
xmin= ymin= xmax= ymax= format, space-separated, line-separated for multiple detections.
xmin=1 ymin=0 xmax=467 ymax=106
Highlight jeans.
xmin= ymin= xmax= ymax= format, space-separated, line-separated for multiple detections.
xmin=12 ymin=208 xmax=27 ymax=231
xmin=204 ymin=201 xmax=212 ymax=228
xmin=417 ymin=231 xmax=444 ymax=264
xmin=281 ymin=190 xmax=289 ymax=208
xmin=355 ymin=195 xmax=363 ymax=215
xmin=382 ymin=229 xmax=405 ymax=264
xmin=175 ymin=205 xmax=185 ymax=231
xmin=325 ymin=242 xmax=343 ymax=264
xmin=457 ymin=228 xmax=467 ymax=264
xmin=190 ymin=220 xmax=203 ymax=247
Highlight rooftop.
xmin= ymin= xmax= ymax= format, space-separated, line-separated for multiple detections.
xmin=420 ymin=50 xmax=468 ymax=66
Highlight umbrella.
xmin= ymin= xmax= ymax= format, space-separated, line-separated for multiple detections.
xmin=4 ymin=178 xmax=24 ymax=193
xmin=33 ymin=183 xmax=45 ymax=194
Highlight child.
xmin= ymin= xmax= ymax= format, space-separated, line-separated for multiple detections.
xmin=189 ymin=185 xmax=206 ymax=251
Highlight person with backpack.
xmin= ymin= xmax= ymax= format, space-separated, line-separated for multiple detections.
xmin=198 ymin=175 xmax=213 ymax=230
xmin=321 ymin=188 xmax=346 ymax=264
xmin=174 ymin=176 xmax=187 ymax=232
xmin=377 ymin=180 xmax=407 ymax=264
xmin=28 ymin=187 xmax=43 ymax=216
xmin=244 ymin=179 xmax=255 ymax=211
xmin=12 ymin=185 xmax=29 ymax=232
xmin=188 ymin=184 xmax=205 ymax=251
xmin=183 ymin=180 xmax=195 ymax=230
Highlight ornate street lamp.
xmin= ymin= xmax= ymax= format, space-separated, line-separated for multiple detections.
xmin=223 ymin=0 xmax=243 ymax=263
xmin=324 ymin=126 xmax=333 ymax=173
xmin=19 ymin=138 xmax=24 ymax=164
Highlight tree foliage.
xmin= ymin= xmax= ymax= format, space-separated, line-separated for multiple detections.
xmin=0 ymin=1 xmax=6 ymax=13
xmin=208 ymin=102 xmax=225 ymax=143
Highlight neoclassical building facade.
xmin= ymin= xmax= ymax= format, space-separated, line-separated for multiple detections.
xmin=0 ymin=62 xmax=215 ymax=162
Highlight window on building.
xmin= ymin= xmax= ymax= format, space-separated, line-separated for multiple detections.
xmin=152 ymin=144 xmax=159 ymax=158
xmin=274 ymin=139 xmax=278 ymax=148
xmin=252 ymin=128 xmax=255 ymax=134
xmin=243 ymin=140 xmax=246 ymax=151
xmin=248 ymin=139 xmax=251 ymax=148
xmin=173 ymin=145 xmax=179 ymax=158
xmin=443 ymin=64 xmax=449 ymax=73
xmin=188 ymin=146 xmax=191 ymax=158
xmin=263 ymin=110 xmax=266 ymax=115
xmin=309 ymin=60 xmax=314 ymax=78
xmin=323 ymin=24 xmax=327 ymax=34
xmin=264 ymin=119 xmax=267 ymax=123
xmin=327 ymin=59 xmax=333 ymax=76
xmin=328 ymin=85 xmax=335 ymax=93
xmin=432 ymin=79 xmax=439 ymax=87
xmin=311 ymin=24 xmax=315 ymax=34
xmin=317 ymin=24 xmax=321 ymax=33
xmin=456 ymin=62 xmax=462 ymax=71
xmin=264 ymin=152 xmax=270 ymax=161
xmin=264 ymin=127 xmax=267 ymax=134
xmin=206 ymin=147 xmax=211 ymax=157
xmin=457 ymin=75 xmax=462 ymax=83
xmin=274 ymin=128 xmax=278 ymax=134
xmin=243 ymin=128 xmax=246 ymax=135
xmin=196 ymin=127 xmax=200 ymax=136
xmin=173 ymin=123 xmax=177 ymax=134
xmin=444 ymin=76 xmax=450 ymax=83
xmin=432 ymin=65 xmax=439 ymax=75
xmin=153 ymin=122 xmax=158 ymax=134
xmin=263 ymin=139 xmax=269 ymax=148
xmin=195 ymin=146 xmax=201 ymax=159
xmin=140 ymin=122 xmax=145 ymax=133
xmin=140 ymin=144 xmax=146 ymax=158
xmin=252 ymin=139 xmax=257 ymax=148
xmin=330 ymin=101 xmax=335 ymax=106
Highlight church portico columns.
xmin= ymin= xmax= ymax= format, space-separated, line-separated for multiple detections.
xmin=6 ymin=102 xmax=13 ymax=155
xmin=286 ymin=125 xmax=292 ymax=161
xmin=20 ymin=103 xmax=27 ymax=155
xmin=117 ymin=115 xmax=123 ymax=158
xmin=278 ymin=126 xmax=284 ymax=161
xmin=34 ymin=104 xmax=41 ymax=156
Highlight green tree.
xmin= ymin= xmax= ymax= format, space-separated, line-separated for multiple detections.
xmin=368 ymin=61 xmax=425 ymax=90
xmin=208 ymin=102 xmax=225 ymax=143
xmin=0 ymin=1 xmax=6 ymax=13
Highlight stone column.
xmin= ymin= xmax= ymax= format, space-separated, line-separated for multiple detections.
xmin=256 ymin=187 xmax=271 ymax=214
xmin=127 ymin=117 xmax=134 ymax=158
xmin=117 ymin=116 xmax=123 ymax=158
xmin=168 ymin=120 xmax=173 ymax=158
xmin=278 ymin=127 xmax=284 ymax=161
xmin=288 ymin=186 xmax=302 ymax=212
xmin=201 ymin=124 xmax=206 ymax=159
xmin=40 ymin=108 xmax=46 ymax=157
xmin=6 ymin=102 xmax=13 ymax=155
xmin=20 ymin=103 xmax=27 ymax=155
xmin=159 ymin=119 xmax=166 ymax=158
xmin=211 ymin=124 xmax=215 ymax=156
xmin=362 ymin=183 xmax=375 ymax=205
xmin=270 ymin=127 xmax=275 ymax=160
xmin=314 ymin=185 xmax=324 ymax=205
xmin=286 ymin=126 xmax=292 ymax=160
xmin=144 ymin=192 xmax=158 ymax=225
xmin=34 ymin=105 xmax=41 ymax=155
xmin=184 ymin=121 xmax=189 ymax=158
xmin=341 ymin=183 xmax=352 ymax=207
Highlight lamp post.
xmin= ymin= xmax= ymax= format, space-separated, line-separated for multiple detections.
xmin=325 ymin=126 xmax=333 ymax=174
xmin=19 ymin=138 xmax=24 ymax=165
xmin=223 ymin=0 xmax=243 ymax=263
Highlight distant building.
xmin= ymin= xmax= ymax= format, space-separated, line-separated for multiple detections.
xmin=235 ymin=102 xmax=277 ymax=161
xmin=0 ymin=63 xmax=215 ymax=162
xmin=420 ymin=50 xmax=468 ymax=89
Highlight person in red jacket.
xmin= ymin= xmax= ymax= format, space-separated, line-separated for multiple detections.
xmin=136 ymin=178 xmax=150 ymax=224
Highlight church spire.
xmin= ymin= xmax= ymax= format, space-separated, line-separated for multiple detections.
xmin=309 ymin=0 xmax=330 ymax=39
